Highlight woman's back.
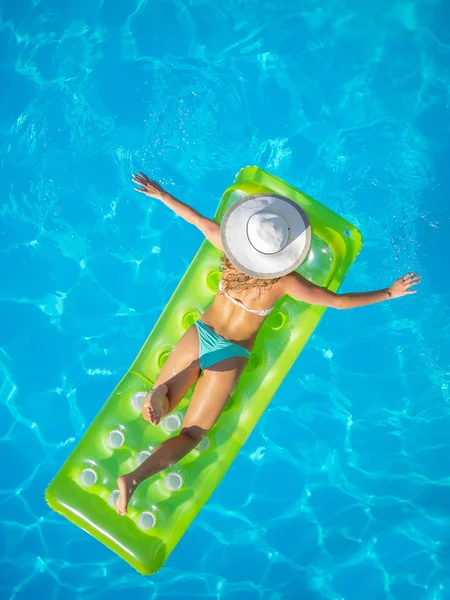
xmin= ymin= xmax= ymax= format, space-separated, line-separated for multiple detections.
xmin=200 ymin=254 xmax=287 ymax=350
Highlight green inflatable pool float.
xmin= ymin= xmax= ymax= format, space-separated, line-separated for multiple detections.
xmin=45 ymin=166 xmax=362 ymax=575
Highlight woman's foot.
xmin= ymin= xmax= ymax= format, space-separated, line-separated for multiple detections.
xmin=144 ymin=384 xmax=168 ymax=425
xmin=116 ymin=474 xmax=138 ymax=516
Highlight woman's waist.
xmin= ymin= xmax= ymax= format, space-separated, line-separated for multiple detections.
xmin=199 ymin=307 xmax=259 ymax=351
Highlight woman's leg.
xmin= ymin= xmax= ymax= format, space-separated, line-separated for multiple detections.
xmin=142 ymin=324 xmax=202 ymax=425
xmin=116 ymin=355 xmax=248 ymax=515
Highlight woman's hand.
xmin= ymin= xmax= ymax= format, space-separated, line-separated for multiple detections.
xmin=388 ymin=272 xmax=421 ymax=299
xmin=132 ymin=172 xmax=165 ymax=200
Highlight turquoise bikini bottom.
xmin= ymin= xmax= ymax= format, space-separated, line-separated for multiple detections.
xmin=194 ymin=319 xmax=251 ymax=371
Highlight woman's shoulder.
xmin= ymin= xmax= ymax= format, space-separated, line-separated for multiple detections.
xmin=274 ymin=273 xmax=293 ymax=294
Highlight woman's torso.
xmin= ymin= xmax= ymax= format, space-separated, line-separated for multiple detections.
xmin=200 ymin=276 xmax=288 ymax=352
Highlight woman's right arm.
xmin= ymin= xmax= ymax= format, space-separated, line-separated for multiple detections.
xmin=132 ymin=172 xmax=202 ymax=224
xmin=282 ymin=272 xmax=421 ymax=309
xmin=132 ymin=172 xmax=223 ymax=251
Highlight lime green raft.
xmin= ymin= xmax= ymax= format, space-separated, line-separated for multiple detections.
xmin=45 ymin=166 xmax=362 ymax=575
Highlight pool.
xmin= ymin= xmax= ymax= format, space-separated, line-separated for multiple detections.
xmin=1 ymin=0 xmax=449 ymax=598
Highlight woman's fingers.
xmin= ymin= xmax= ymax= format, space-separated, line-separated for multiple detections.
xmin=400 ymin=273 xmax=421 ymax=287
xmin=132 ymin=174 xmax=158 ymax=192
xmin=401 ymin=275 xmax=421 ymax=294
xmin=138 ymin=171 xmax=152 ymax=184
xmin=132 ymin=173 xmax=153 ymax=193
xmin=408 ymin=276 xmax=421 ymax=286
xmin=403 ymin=272 xmax=420 ymax=281
xmin=132 ymin=173 xmax=164 ymax=200
xmin=132 ymin=173 xmax=162 ymax=189
xmin=132 ymin=173 xmax=147 ymax=182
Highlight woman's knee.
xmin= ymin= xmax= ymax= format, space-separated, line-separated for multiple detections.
xmin=180 ymin=425 xmax=208 ymax=443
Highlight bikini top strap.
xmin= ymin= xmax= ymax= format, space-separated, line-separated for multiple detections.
xmin=218 ymin=278 xmax=274 ymax=316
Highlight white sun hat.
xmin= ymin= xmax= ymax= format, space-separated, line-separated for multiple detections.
xmin=220 ymin=194 xmax=312 ymax=279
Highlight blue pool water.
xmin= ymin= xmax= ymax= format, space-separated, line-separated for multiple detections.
xmin=1 ymin=0 xmax=450 ymax=598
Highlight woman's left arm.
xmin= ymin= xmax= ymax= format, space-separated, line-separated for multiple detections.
xmin=132 ymin=172 xmax=223 ymax=250
xmin=283 ymin=271 xmax=421 ymax=308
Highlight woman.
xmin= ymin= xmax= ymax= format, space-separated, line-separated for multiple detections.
xmin=116 ymin=172 xmax=421 ymax=515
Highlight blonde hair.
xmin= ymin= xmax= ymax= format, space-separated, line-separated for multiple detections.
xmin=219 ymin=254 xmax=280 ymax=299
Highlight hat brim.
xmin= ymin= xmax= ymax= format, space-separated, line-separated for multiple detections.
xmin=220 ymin=194 xmax=312 ymax=279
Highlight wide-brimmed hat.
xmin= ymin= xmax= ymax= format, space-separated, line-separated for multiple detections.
xmin=220 ymin=194 xmax=311 ymax=279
